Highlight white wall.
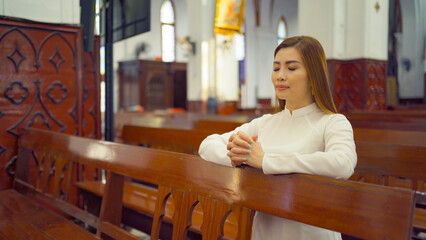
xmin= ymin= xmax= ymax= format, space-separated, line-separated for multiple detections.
xmin=299 ymin=0 xmax=388 ymax=60
xmin=0 ymin=0 xmax=4 ymax=16
xmin=346 ymin=0 xmax=388 ymax=60
xmin=299 ymin=0 xmax=335 ymax=58
xmin=1 ymin=0 xmax=80 ymax=24
xmin=243 ymin=0 xmax=298 ymax=108
xmin=215 ymin=34 xmax=239 ymax=101
xmin=185 ymin=0 xmax=216 ymax=102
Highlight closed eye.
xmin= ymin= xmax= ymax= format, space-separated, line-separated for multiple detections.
xmin=273 ymin=68 xmax=280 ymax=71
xmin=288 ymin=67 xmax=296 ymax=71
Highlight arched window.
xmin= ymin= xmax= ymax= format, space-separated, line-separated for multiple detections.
xmin=161 ymin=0 xmax=176 ymax=62
xmin=235 ymin=23 xmax=245 ymax=61
xmin=277 ymin=17 xmax=287 ymax=45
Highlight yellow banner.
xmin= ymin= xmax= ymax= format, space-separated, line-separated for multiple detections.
xmin=214 ymin=0 xmax=245 ymax=35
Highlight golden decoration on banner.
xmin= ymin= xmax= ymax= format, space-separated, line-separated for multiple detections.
xmin=214 ymin=0 xmax=246 ymax=35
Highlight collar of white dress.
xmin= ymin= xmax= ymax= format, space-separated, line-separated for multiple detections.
xmin=283 ymin=102 xmax=319 ymax=117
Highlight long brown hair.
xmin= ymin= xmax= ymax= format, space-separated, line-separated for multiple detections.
xmin=273 ymin=36 xmax=337 ymax=114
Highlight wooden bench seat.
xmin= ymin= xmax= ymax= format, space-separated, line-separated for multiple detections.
xmin=0 ymin=189 xmax=98 ymax=240
xmin=2 ymin=128 xmax=417 ymax=240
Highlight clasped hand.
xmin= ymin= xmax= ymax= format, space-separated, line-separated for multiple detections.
xmin=226 ymin=131 xmax=264 ymax=169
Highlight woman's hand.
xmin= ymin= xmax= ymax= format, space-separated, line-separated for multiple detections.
xmin=227 ymin=131 xmax=264 ymax=169
xmin=227 ymin=131 xmax=252 ymax=166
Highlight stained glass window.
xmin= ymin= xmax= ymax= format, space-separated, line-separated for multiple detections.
xmin=161 ymin=0 xmax=176 ymax=62
xmin=277 ymin=17 xmax=287 ymax=45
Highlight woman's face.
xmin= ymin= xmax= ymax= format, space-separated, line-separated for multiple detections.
xmin=272 ymin=47 xmax=313 ymax=111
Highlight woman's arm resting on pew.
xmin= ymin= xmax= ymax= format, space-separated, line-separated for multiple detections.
xmin=262 ymin=114 xmax=357 ymax=179
xmin=199 ymin=116 xmax=265 ymax=167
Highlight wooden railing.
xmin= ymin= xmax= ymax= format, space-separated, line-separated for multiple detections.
xmin=0 ymin=128 xmax=417 ymax=239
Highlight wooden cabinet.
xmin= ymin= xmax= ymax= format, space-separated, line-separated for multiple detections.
xmin=118 ymin=60 xmax=187 ymax=110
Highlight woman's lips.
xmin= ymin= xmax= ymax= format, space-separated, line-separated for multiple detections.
xmin=276 ymin=86 xmax=289 ymax=90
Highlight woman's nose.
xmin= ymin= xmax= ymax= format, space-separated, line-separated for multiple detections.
xmin=277 ymin=70 xmax=286 ymax=81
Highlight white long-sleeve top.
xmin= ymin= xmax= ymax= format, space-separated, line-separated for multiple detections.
xmin=198 ymin=103 xmax=357 ymax=240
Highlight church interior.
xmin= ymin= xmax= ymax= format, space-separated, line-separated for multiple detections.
xmin=0 ymin=0 xmax=425 ymax=239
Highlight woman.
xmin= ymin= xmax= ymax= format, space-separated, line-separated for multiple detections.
xmin=198 ymin=36 xmax=357 ymax=240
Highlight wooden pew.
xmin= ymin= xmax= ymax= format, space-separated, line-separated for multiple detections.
xmin=353 ymin=128 xmax=426 ymax=146
xmin=348 ymin=109 xmax=426 ymax=120
xmin=195 ymin=117 xmax=426 ymax=143
xmin=93 ymin=124 xmax=239 ymax=238
xmin=194 ymin=112 xmax=426 ymax=132
xmin=76 ymin=180 xmax=214 ymax=240
xmin=6 ymin=128 xmax=417 ymax=240
xmin=0 ymin=131 xmax=100 ymax=240
xmin=349 ymin=119 xmax=426 ymax=131
xmin=121 ymin=124 xmax=217 ymax=154
xmin=120 ymin=125 xmax=426 ymax=237
xmin=350 ymin=141 xmax=426 ymax=236
xmin=195 ymin=120 xmax=244 ymax=133
xmin=346 ymin=109 xmax=426 ymax=131
xmin=195 ymin=117 xmax=426 ymax=133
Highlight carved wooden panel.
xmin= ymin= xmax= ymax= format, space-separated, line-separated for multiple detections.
xmin=80 ymin=36 xmax=102 ymax=186
xmin=366 ymin=62 xmax=386 ymax=110
xmin=82 ymin=36 xmax=101 ymax=139
xmin=333 ymin=61 xmax=363 ymax=112
xmin=328 ymin=59 xmax=387 ymax=112
xmin=0 ymin=18 xmax=100 ymax=190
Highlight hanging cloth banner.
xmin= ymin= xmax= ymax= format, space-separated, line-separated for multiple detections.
xmin=214 ymin=0 xmax=246 ymax=35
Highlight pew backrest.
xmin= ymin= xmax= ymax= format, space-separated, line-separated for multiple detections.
xmin=349 ymin=119 xmax=426 ymax=131
xmin=351 ymin=141 xmax=426 ymax=192
xmin=122 ymin=125 xmax=216 ymax=154
xmin=15 ymin=128 xmax=416 ymax=240
xmin=121 ymin=125 xmax=426 ymax=191
xmin=195 ymin=120 xmax=243 ymax=133
xmin=353 ymin=128 xmax=426 ymax=146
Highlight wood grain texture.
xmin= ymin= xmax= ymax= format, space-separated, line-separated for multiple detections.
xmin=0 ymin=18 xmax=100 ymax=191
xmin=0 ymin=189 xmax=97 ymax=240
xmin=17 ymin=128 xmax=415 ymax=239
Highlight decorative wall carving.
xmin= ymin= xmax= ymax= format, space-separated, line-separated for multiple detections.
xmin=49 ymin=47 xmax=65 ymax=74
xmin=4 ymin=81 xmax=29 ymax=104
xmin=47 ymin=81 xmax=69 ymax=104
xmin=7 ymin=44 xmax=26 ymax=72
xmin=0 ymin=18 xmax=100 ymax=190
xmin=328 ymin=59 xmax=387 ymax=112
xmin=366 ymin=62 xmax=386 ymax=110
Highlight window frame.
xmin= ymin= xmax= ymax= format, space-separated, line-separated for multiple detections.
xmin=160 ymin=0 xmax=177 ymax=62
